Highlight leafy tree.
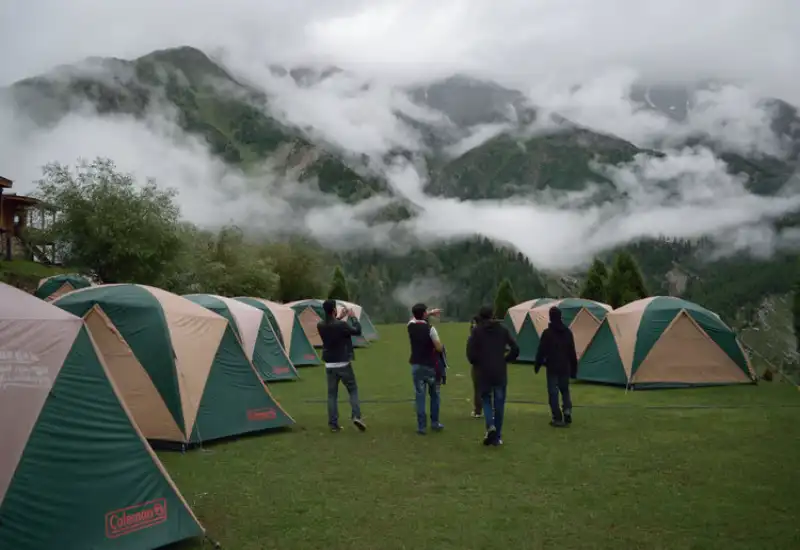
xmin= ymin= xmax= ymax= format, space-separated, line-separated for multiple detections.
xmin=160 ymin=224 xmax=279 ymax=298
xmin=265 ymin=239 xmax=326 ymax=302
xmin=34 ymin=158 xmax=182 ymax=284
xmin=607 ymin=252 xmax=649 ymax=308
xmin=328 ymin=265 xmax=350 ymax=301
xmin=580 ymin=258 xmax=609 ymax=303
xmin=494 ymin=278 xmax=517 ymax=319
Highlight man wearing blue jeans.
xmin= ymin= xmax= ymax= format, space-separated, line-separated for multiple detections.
xmin=408 ymin=303 xmax=444 ymax=434
xmin=467 ymin=306 xmax=519 ymax=446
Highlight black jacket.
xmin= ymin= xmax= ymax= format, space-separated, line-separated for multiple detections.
xmin=318 ymin=318 xmax=362 ymax=363
xmin=534 ymin=318 xmax=578 ymax=377
xmin=466 ymin=319 xmax=519 ymax=388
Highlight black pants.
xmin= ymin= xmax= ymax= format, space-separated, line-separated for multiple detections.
xmin=326 ymin=365 xmax=362 ymax=426
xmin=546 ymin=370 xmax=572 ymax=421
xmin=470 ymin=365 xmax=482 ymax=414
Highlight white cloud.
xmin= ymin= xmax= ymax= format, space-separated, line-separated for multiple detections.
xmin=0 ymin=0 xmax=798 ymax=273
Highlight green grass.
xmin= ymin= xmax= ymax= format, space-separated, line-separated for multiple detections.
xmin=0 ymin=260 xmax=73 ymax=291
xmin=161 ymin=323 xmax=800 ymax=550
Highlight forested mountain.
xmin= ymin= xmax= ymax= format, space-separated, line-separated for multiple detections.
xmin=4 ymin=45 xmax=800 ymax=361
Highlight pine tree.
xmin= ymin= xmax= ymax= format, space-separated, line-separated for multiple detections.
xmin=494 ymin=278 xmax=518 ymax=319
xmin=607 ymin=252 xmax=649 ymax=308
xmin=579 ymin=258 xmax=609 ymax=303
xmin=327 ymin=265 xmax=350 ymax=301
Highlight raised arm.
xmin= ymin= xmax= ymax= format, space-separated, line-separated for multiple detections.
xmin=429 ymin=324 xmax=444 ymax=353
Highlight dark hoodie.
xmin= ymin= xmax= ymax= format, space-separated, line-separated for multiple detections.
xmin=534 ymin=306 xmax=578 ymax=377
xmin=466 ymin=315 xmax=520 ymax=389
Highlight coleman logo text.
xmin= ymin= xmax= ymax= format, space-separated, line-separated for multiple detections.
xmin=247 ymin=407 xmax=277 ymax=421
xmin=105 ymin=499 xmax=168 ymax=538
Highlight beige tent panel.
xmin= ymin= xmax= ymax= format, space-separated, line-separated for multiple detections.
xmin=216 ymin=296 xmax=263 ymax=359
xmin=508 ymin=299 xmax=553 ymax=332
xmin=508 ymin=309 xmax=530 ymax=333
xmin=144 ymin=286 xmax=227 ymax=439
xmin=570 ymin=307 xmax=602 ymax=360
xmin=0 ymin=318 xmax=80 ymax=503
xmin=256 ymin=299 xmax=296 ymax=351
xmin=297 ymin=307 xmax=323 ymax=347
xmin=632 ymin=310 xmax=752 ymax=385
xmin=44 ymin=282 xmax=76 ymax=303
xmin=606 ymin=310 xmax=645 ymax=380
xmin=613 ymin=296 xmax=658 ymax=314
xmin=530 ymin=308 xmax=549 ymax=335
xmin=84 ymin=306 xmax=184 ymax=442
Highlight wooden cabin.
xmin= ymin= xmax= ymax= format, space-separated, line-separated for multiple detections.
xmin=0 ymin=176 xmax=57 ymax=263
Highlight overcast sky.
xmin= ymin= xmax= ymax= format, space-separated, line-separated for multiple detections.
xmin=2 ymin=0 xmax=799 ymax=102
xmin=1 ymin=0 xmax=799 ymax=270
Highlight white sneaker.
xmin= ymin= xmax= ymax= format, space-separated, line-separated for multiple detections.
xmin=471 ymin=411 xmax=483 ymax=418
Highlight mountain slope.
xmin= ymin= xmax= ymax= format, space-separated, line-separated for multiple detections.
xmin=5 ymin=45 xmax=800 ymax=364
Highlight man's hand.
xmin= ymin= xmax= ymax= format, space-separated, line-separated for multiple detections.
xmin=428 ymin=308 xmax=443 ymax=317
xmin=337 ymin=307 xmax=349 ymax=320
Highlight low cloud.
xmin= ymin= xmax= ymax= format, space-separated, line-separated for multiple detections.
xmin=392 ymin=276 xmax=453 ymax=309
xmin=1 ymin=47 xmax=799 ymax=274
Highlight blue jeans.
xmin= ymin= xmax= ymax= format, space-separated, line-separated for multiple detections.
xmin=546 ymin=370 xmax=572 ymax=421
xmin=481 ymin=384 xmax=507 ymax=439
xmin=326 ymin=365 xmax=362 ymax=427
xmin=411 ymin=364 xmax=440 ymax=431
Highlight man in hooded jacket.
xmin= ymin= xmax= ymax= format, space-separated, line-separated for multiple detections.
xmin=467 ymin=306 xmax=520 ymax=446
xmin=534 ymin=306 xmax=578 ymax=427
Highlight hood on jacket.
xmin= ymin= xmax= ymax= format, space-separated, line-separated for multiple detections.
xmin=549 ymin=306 xmax=568 ymax=331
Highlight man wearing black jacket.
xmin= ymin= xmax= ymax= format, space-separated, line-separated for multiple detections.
xmin=534 ymin=306 xmax=578 ymax=427
xmin=318 ymin=299 xmax=367 ymax=432
xmin=467 ymin=306 xmax=520 ymax=446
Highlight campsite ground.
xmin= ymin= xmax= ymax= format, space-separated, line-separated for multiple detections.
xmin=161 ymin=323 xmax=800 ymax=550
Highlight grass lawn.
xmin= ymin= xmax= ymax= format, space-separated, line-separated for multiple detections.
xmin=162 ymin=322 xmax=800 ymax=550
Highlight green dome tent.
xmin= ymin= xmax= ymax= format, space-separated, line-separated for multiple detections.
xmin=0 ymin=283 xmax=204 ymax=550
xmin=184 ymin=294 xmax=299 ymax=381
xmin=504 ymin=298 xmax=556 ymax=362
xmin=578 ymin=296 xmax=756 ymax=389
xmin=54 ymin=284 xmax=294 ymax=447
xmin=234 ymin=297 xmax=321 ymax=367
xmin=34 ymin=273 xmax=93 ymax=302
xmin=286 ymin=299 xmax=371 ymax=348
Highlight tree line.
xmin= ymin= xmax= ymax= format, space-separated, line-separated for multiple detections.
xmin=490 ymin=251 xmax=650 ymax=320
xmin=25 ymin=158 xmax=344 ymax=302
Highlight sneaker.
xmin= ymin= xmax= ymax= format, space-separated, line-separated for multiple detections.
xmin=564 ymin=413 xmax=572 ymax=425
xmin=550 ymin=419 xmax=567 ymax=428
xmin=417 ymin=428 xmax=427 ymax=435
xmin=493 ymin=438 xmax=504 ymax=446
xmin=330 ymin=424 xmax=342 ymax=432
xmin=352 ymin=418 xmax=367 ymax=432
xmin=431 ymin=422 xmax=444 ymax=432
xmin=483 ymin=426 xmax=497 ymax=445
xmin=471 ymin=411 xmax=483 ymax=418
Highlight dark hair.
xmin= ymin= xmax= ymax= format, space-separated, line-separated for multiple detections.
xmin=478 ymin=305 xmax=493 ymax=320
xmin=323 ymin=299 xmax=337 ymax=318
xmin=411 ymin=303 xmax=427 ymax=320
